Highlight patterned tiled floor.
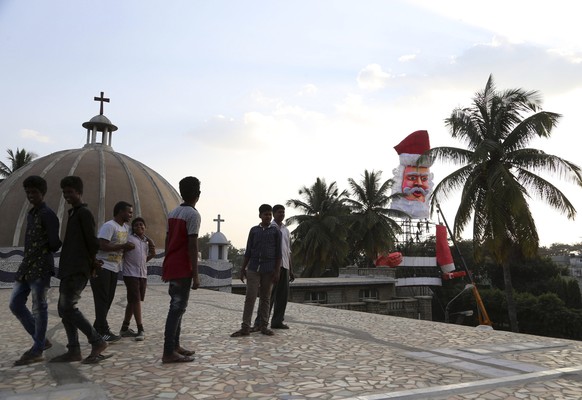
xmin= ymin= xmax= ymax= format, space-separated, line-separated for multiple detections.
xmin=1 ymin=286 xmax=582 ymax=399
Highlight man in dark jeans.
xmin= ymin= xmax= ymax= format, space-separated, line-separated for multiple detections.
xmin=10 ymin=176 xmax=61 ymax=366
xmin=50 ymin=176 xmax=110 ymax=365
xmin=161 ymin=176 xmax=201 ymax=363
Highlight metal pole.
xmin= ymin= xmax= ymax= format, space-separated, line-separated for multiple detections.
xmin=436 ymin=201 xmax=492 ymax=326
xmin=435 ymin=202 xmax=474 ymax=282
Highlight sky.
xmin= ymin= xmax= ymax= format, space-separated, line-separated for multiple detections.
xmin=2 ymin=0 xmax=582 ymax=249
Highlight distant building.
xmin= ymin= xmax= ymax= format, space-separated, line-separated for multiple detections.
xmin=232 ymin=267 xmax=433 ymax=321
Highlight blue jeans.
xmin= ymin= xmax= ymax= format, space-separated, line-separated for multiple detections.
xmin=163 ymin=278 xmax=191 ymax=356
xmin=9 ymin=277 xmax=50 ymax=354
xmin=58 ymin=274 xmax=103 ymax=349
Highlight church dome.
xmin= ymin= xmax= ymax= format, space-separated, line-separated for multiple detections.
xmin=0 ymin=92 xmax=179 ymax=249
xmin=0 ymin=146 xmax=180 ymax=249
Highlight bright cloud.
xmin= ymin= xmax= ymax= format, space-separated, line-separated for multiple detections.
xmin=20 ymin=129 xmax=51 ymax=143
xmin=357 ymin=64 xmax=393 ymax=90
xmin=298 ymin=84 xmax=318 ymax=96
xmin=398 ymin=54 xmax=417 ymax=62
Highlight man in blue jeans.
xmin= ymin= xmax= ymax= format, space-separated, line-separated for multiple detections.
xmin=161 ymin=176 xmax=201 ymax=363
xmin=9 ymin=176 xmax=62 ymax=366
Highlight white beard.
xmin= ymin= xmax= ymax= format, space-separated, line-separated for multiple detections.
xmin=390 ymin=196 xmax=430 ymax=219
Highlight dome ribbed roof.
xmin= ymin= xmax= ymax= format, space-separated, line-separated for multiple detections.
xmin=0 ymin=146 xmax=180 ymax=249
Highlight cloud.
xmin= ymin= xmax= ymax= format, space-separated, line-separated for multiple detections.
xmin=19 ymin=129 xmax=51 ymax=143
xmin=297 ymin=84 xmax=318 ymax=97
xmin=398 ymin=54 xmax=417 ymax=62
xmin=421 ymin=38 xmax=582 ymax=97
xmin=188 ymin=94 xmax=328 ymax=151
xmin=357 ymin=63 xmax=393 ymax=90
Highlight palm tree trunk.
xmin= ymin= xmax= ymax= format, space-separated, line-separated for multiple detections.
xmin=502 ymin=262 xmax=519 ymax=332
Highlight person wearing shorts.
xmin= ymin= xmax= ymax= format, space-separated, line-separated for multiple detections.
xmin=120 ymin=217 xmax=155 ymax=341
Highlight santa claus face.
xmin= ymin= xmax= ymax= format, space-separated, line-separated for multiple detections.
xmin=401 ymin=166 xmax=430 ymax=202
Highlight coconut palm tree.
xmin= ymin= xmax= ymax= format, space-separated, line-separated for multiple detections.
xmin=0 ymin=148 xmax=38 ymax=177
xmin=428 ymin=75 xmax=582 ymax=332
xmin=345 ymin=169 xmax=408 ymax=267
xmin=286 ymin=177 xmax=351 ymax=277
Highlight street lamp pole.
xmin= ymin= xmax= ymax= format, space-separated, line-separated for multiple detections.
xmin=445 ymin=284 xmax=474 ymax=323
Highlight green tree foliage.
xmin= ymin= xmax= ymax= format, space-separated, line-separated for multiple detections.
xmin=345 ymin=170 xmax=407 ymax=267
xmin=286 ymin=178 xmax=351 ymax=277
xmin=198 ymin=233 xmax=211 ymax=259
xmin=539 ymin=242 xmax=582 ymax=257
xmin=0 ymin=148 xmax=38 ymax=177
xmin=428 ymin=75 xmax=582 ymax=332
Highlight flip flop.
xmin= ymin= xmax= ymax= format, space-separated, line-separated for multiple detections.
xmin=81 ymin=353 xmax=113 ymax=364
xmin=230 ymin=329 xmax=250 ymax=337
xmin=162 ymin=355 xmax=195 ymax=364
xmin=175 ymin=347 xmax=195 ymax=356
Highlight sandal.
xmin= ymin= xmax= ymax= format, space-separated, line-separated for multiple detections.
xmin=49 ymin=352 xmax=82 ymax=363
xmin=162 ymin=355 xmax=195 ymax=363
xmin=81 ymin=353 xmax=113 ymax=364
xmin=230 ymin=329 xmax=250 ymax=337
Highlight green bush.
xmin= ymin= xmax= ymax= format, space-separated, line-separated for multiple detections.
xmin=476 ymin=289 xmax=582 ymax=339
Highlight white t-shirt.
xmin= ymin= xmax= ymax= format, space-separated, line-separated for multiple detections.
xmin=271 ymin=221 xmax=291 ymax=270
xmin=96 ymin=219 xmax=130 ymax=273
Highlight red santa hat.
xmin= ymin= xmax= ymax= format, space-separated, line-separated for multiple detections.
xmin=394 ymin=130 xmax=432 ymax=166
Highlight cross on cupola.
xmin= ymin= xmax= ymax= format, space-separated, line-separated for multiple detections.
xmin=82 ymin=91 xmax=118 ymax=148
xmin=213 ymin=214 xmax=225 ymax=232
xmin=94 ymin=91 xmax=110 ymax=115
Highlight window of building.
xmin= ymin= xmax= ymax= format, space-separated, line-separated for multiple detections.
xmin=305 ymin=291 xmax=327 ymax=304
xmin=359 ymin=288 xmax=379 ymax=301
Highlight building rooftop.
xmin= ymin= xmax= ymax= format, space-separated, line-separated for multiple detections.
xmin=1 ymin=286 xmax=582 ymax=399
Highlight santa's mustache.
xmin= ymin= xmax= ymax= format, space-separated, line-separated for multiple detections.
xmin=403 ymin=187 xmax=429 ymax=196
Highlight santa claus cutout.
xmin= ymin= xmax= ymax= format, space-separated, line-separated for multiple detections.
xmin=390 ymin=130 xmax=434 ymax=219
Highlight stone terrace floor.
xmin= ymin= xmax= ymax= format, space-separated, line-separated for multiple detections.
xmin=1 ymin=286 xmax=582 ymax=400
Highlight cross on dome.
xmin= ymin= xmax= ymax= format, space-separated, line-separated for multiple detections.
xmin=213 ymin=214 xmax=225 ymax=232
xmin=94 ymin=91 xmax=110 ymax=115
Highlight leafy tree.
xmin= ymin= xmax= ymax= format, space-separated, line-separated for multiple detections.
xmin=228 ymin=246 xmax=245 ymax=269
xmin=345 ymin=170 xmax=408 ymax=267
xmin=286 ymin=177 xmax=351 ymax=277
xmin=0 ymin=148 xmax=38 ymax=177
xmin=428 ymin=75 xmax=582 ymax=332
xmin=198 ymin=233 xmax=211 ymax=259
xmin=539 ymin=242 xmax=582 ymax=257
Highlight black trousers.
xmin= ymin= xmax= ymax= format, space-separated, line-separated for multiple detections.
xmin=270 ymin=268 xmax=289 ymax=326
xmin=254 ymin=268 xmax=290 ymax=327
xmin=90 ymin=268 xmax=118 ymax=334
xmin=58 ymin=274 xmax=102 ymax=348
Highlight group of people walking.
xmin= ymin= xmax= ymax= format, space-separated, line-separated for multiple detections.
xmin=9 ymin=174 xmax=294 ymax=366
xmin=10 ymin=175 xmax=155 ymax=365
